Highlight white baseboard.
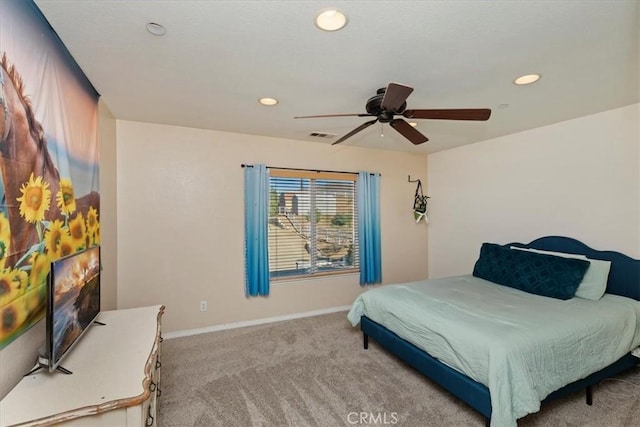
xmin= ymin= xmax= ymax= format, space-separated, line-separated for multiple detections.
xmin=163 ymin=305 xmax=352 ymax=340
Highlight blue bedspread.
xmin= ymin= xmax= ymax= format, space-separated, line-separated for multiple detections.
xmin=347 ymin=275 xmax=640 ymax=427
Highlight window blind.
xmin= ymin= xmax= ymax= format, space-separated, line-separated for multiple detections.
xmin=268 ymin=169 xmax=359 ymax=279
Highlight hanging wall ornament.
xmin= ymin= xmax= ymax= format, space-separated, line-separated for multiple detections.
xmin=412 ymin=178 xmax=430 ymax=224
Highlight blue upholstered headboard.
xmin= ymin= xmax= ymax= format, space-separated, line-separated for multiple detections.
xmin=507 ymin=236 xmax=640 ymax=301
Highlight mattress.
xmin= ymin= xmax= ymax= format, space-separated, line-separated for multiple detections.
xmin=347 ymin=275 xmax=640 ymax=427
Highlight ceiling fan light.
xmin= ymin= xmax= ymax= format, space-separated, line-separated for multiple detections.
xmin=513 ymin=74 xmax=541 ymax=85
xmin=259 ymin=97 xmax=278 ymax=106
xmin=409 ymin=122 xmax=418 ymax=127
xmin=315 ymin=10 xmax=348 ymax=31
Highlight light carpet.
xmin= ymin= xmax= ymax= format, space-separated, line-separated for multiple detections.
xmin=157 ymin=312 xmax=639 ymax=426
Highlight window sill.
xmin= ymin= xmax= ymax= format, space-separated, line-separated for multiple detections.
xmin=271 ymin=269 xmax=360 ymax=285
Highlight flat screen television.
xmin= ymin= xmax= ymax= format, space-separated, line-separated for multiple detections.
xmin=45 ymin=245 xmax=101 ymax=374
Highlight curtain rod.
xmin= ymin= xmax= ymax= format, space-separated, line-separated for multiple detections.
xmin=241 ymin=164 xmax=378 ymax=176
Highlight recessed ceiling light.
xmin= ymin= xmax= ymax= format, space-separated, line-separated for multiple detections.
xmin=315 ymin=9 xmax=348 ymax=31
xmin=259 ymin=97 xmax=278 ymax=106
xmin=409 ymin=122 xmax=418 ymax=127
xmin=146 ymin=22 xmax=166 ymax=36
xmin=513 ymin=74 xmax=541 ymax=85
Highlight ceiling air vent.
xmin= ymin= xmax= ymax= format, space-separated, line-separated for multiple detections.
xmin=308 ymin=132 xmax=336 ymax=139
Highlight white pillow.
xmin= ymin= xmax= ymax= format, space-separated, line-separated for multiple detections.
xmin=510 ymin=246 xmax=587 ymax=259
xmin=509 ymin=246 xmax=611 ymax=300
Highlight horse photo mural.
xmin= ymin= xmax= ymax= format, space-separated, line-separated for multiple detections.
xmin=0 ymin=0 xmax=100 ymax=349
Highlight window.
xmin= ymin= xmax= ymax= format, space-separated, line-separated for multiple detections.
xmin=268 ymin=169 xmax=358 ymax=279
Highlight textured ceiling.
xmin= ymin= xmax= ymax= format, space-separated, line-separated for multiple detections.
xmin=34 ymin=0 xmax=639 ymax=153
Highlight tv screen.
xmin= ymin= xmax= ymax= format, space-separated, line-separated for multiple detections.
xmin=46 ymin=245 xmax=101 ymax=373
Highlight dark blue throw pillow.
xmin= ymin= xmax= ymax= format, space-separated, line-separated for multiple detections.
xmin=472 ymin=243 xmax=590 ymax=300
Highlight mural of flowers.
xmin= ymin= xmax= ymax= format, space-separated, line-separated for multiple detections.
xmin=0 ymin=174 xmax=99 ymax=345
xmin=0 ymin=19 xmax=100 ymax=351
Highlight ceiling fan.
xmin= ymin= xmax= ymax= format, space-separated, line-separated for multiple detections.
xmin=294 ymin=82 xmax=491 ymax=145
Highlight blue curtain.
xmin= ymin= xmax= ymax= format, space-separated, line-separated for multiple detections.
xmin=357 ymin=172 xmax=382 ymax=285
xmin=244 ymin=164 xmax=270 ymax=296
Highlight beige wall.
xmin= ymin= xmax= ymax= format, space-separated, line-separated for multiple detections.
xmin=98 ymin=99 xmax=117 ymax=310
xmin=116 ymin=121 xmax=429 ymax=333
xmin=427 ymin=103 xmax=640 ymax=278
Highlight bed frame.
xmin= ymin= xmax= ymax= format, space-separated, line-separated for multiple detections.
xmin=360 ymin=236 xmax=640 ymax=426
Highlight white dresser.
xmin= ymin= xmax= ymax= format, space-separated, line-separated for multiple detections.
xmin=0 ymin=305 xmax=164 ymax=427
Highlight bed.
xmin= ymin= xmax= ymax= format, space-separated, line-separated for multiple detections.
xmin=347 ymin=236 xmax=640 ymax=427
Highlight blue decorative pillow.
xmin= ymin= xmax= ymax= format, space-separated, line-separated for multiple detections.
xmin=472 ymin=243 xmax=590 ymax=300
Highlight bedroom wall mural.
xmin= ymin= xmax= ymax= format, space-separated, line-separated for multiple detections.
xmin=0 ymin=0 xmax=100 ymax=349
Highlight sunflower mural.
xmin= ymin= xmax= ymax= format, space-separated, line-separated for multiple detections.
xmin=1 ymin=3 xmax=100 ymax=349
xmin=0 ymin=174 xmax=100 ymax=346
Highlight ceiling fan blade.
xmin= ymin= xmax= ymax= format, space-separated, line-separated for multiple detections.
xmin=403 ymin=108 xmax=491 ymax=121
xmin=381 ymin=82 xmax=414 ymax=112
xmin=294 ymin=113 xmax=373 ymax=119
xmin=390 ymin=119 xmax=428 ymax=145
xmin=332 ymin=119 xmax=378 ymax=146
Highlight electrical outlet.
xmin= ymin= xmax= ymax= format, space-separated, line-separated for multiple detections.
xmin=199 ymin=301 xmax=208 ymax=312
